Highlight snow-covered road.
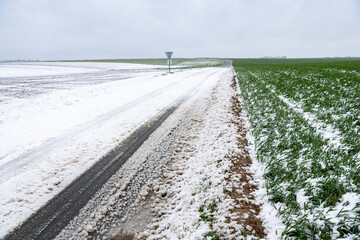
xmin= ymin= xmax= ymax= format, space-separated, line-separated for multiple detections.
xmin=0 ymin=62 xmax=226 ymax=238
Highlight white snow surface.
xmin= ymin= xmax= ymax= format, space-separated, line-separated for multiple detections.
xmin=246 ymin=127 xmax=285 ymax=240
xmin=141 ymin=68 xmax=240 ymax=239
xmin=278 ymin=95 xmax=346 ymax=149
xmin=311 ymin=192 xmax=360 ymax=239
xmin=140 ymin=67 xmax=284 ymax=239
xmin=0 ymin=62 xmax=162 ymax=78
xmin=236 ymin=75 xmax=285 ymax=239
xmin=296 ymin=189 xmax=310 ymax=207
xmin=0 ymin=62 xmax=224 ymax=238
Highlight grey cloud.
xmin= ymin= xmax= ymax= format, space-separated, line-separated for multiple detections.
xmin=0 ymin=0 xmax=359 ymax=60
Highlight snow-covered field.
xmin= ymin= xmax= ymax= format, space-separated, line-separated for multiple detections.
xmin=233 ymin=59 xmax=360 ymax=239
xmin=0 ymin=62 xmax=224 ymax=237
xmin=0 ymin=62 xmax=162 ymax=78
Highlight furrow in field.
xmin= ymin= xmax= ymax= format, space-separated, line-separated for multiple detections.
xmin=233 ymin=58 xmax=360 ymax=239
xmin=278 ymin=95 xmax=346 ymax=150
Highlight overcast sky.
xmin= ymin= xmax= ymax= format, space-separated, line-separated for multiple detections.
xmin=1 ymin=0 xmax=360 ymax=60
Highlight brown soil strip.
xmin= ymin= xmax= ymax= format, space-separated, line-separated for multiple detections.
xmin=227 ymin=75 xmax=265 ymax=238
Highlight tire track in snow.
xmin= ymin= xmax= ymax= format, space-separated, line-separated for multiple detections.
xmin=0 ymin=70 xmax=208 ymax=183
xmin=2 ymin=68 xmax=219 ymax=240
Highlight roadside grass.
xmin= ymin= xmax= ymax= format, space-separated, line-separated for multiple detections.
xmin=52 ymin=58 xmax=225 ymax=68
xmin=232 ymin=58 xmax=360 ymax=239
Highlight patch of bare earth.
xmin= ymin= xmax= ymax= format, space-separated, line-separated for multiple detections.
xmin=227 ymin=76 xmax=265 ymax=239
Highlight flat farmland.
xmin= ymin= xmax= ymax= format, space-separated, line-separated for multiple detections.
xmin=233 ymin=58 xmax=360 ymax=239
xmin=2 ymin=58 xmax=359 ymax=239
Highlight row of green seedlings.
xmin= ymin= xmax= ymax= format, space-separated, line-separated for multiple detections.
xmin=233 ymin=64 xmax=360 ymax=239
xmin=254 ymin=64 xmax=360 ymax=158
xmin=197 ymin=173 xmax=222 ymax=240
xmin=199 ymin=199 xmax=220 ymax=240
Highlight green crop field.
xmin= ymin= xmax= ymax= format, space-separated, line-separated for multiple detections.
xmin=232 ymin=58 xmax=360 ymax=239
